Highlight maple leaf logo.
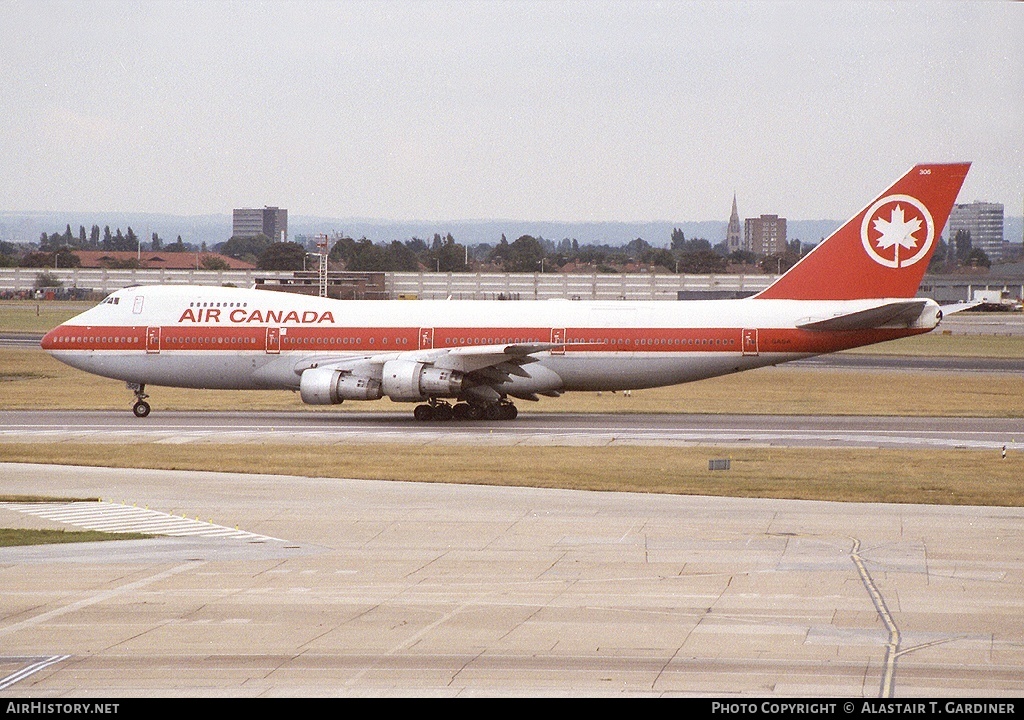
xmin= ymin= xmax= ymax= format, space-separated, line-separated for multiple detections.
xmin=860 ymin=194 xmax=934 ymax=269
xmin=872 ymin=204 xmax=922 ymax=254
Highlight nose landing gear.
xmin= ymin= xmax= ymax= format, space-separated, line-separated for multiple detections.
xmin=128 ymin=382 xmax=151 ymax=418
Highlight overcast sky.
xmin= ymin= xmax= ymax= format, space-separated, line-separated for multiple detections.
xmin=2 ymin=0 xmax=1021 ymax=222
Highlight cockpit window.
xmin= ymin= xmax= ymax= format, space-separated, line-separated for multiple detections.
xmin=101 ymin=295 xmax=120 ymax=305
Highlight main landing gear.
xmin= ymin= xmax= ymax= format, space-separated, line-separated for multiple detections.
xmin=413 ymin=400 xmax=518 ymax=422
xmin=128 ymin=382 xmax=151 ymax=418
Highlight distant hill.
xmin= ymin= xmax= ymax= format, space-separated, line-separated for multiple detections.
xmin=0 ymin=211 xmax=231 ymax=248
xmin=3 ymin=211 xmax=1020 ymax=252
xmin=290 ymin=218 xmax=733 ymax=247
xmin=0 ymin=212 xmax=838 ymax=249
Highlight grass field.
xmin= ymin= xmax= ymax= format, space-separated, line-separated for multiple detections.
xmin=844 ymin=330 xmax=1024 ymax=358
xmin=2 ymin=346 xmax=1022 ymax=416
xmin=1 ymin=442 xmax=1021 ymax=507
xmin=0 ymin=528 xmax=149 ymax=548
xmin=0 ymin=301 xmax=93 ymax=333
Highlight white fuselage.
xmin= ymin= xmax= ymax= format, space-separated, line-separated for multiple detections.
xmin=42 ymin=284 xmax=938 ymax=402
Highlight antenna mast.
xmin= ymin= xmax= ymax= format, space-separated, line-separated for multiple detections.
xmin=315 ymin=234 xmax=329 ymax=298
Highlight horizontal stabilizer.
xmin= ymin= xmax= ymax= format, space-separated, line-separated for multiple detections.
xmin=939 ymin=300 xmax=983 ymax=315
xmin=797 ymin=300 xmax=931 ymax=332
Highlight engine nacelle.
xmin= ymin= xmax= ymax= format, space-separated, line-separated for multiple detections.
xmin=299 ymin=367 xmax=383 ymax=405
xmin=913 ymin=299 xmax=943 ymax=330
xmin=381 ymin=359 xmax=466 ymax=401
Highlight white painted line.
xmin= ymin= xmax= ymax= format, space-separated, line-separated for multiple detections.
xmin=0 ymin=655 xmax=71 ymax=691
xmin=0 ymin=502 xmax=281 ymax=542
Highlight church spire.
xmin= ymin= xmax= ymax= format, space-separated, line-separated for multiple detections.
xmin=727 ymin=193 xmax=742 ymax=252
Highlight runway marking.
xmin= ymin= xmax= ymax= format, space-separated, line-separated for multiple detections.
xmin=0 ymin=501 xmax=281 ymax=542
xmin=0 ymin=655 xmax=71 ymax=691
xmin=0 ymin=418 xmax=1019 ymax=450
xmin=1 ymin=428 xmax=1017 ymax=450
xmin=0 ymin=562 xmax=202 ymax=641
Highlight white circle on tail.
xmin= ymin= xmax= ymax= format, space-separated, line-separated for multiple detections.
xmin=860 ymin=194 xmax=935 ymax=268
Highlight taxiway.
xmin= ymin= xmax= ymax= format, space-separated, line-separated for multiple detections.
xmin=1 ymin=409 xmax=1022 ymax=451
xmin=1 ymin=462 xmax=1022 ymax=697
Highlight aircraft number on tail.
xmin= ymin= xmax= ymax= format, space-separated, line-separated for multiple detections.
xmin=860 ymin=194 xmax=935 ymax=269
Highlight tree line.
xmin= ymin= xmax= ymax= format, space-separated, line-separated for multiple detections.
xmin=0 ymin=223 xmax=992 ymax=274
xmin=36 ymin=224 xmax=195 ymax=253
xmin=217 ymin=229 xmax=799 ymax=274
xmin=927 ymin=229 xmax=991 ymax=271
xmin=0 ymin=224 xmax=202 ymax=269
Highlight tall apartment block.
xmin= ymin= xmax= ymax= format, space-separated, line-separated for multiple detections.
xmin=232 ymin=207 xmax=288 ymax=242
xmin=947 ymin=202 xmax=1004 ymax=261
xmin=744 ymin=214 xmax=787 ymax=256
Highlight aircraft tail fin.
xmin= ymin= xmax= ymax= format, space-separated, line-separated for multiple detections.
xmin=756 ymin=163 xmax=970 ymax=301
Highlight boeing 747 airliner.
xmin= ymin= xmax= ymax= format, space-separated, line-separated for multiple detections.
xmin=42 ymin=162 xmax=971 ymax=420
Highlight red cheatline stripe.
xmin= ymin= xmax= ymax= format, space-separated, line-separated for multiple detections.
xmin=44 ymin=324 xmax=929 ymax=355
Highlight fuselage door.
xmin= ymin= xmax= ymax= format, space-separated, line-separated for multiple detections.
xmin=146 ymin=326 xmax=161 ymax=354
xmin=550 ymin=327 xmax=566 ymax=355
xmin=742 ymin=328 xmax=759 ymax=356
xmin=419 ymin=327 xmax=434 ymax=350
xmin=266 ymin=327 xmax=281 ymax=354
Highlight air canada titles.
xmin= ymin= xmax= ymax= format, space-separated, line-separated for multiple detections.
xmin=178 ymin=308 xmax=335 ymax=324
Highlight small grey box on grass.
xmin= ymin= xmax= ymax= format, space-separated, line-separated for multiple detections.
xmin=708 ymin=459 xmax=730 ymax=471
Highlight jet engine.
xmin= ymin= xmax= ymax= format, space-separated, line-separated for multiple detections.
xmin=381 ymin=359 xmax=466 ymax=401
xmin=299 ymin=367 xmax=383 ymax=405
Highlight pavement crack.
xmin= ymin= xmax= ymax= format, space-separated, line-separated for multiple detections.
xmin=0 ymin=561 xmax=205 ymax=641
xmin=849 ymin=537 xmax=900 ymax=699
xmin=652 ymin=573 xmax=731 ymax=692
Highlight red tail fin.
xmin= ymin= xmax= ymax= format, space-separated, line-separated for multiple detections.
xmin=756 ymin=163 xmax=970 ymax=300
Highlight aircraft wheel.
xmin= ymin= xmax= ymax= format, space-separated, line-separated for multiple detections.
xmin=465 ymin=404 xmax=484 ymax=421
xmin=432 ymin=404 xmax=453 ymax=421
xmin=501 ymin=403 xmax=518 ymax=420
xmin=452 ymin=403 xmax=470 ymax=420
xmin=132 ymin=401 xmax=151 ymax=418
xmin=413 ymin=404 xmax=433 ymax=421
xmin=483 ymin=403 xmax=503 ymax=421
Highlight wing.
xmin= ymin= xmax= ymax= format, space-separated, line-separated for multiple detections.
xmin=294 ymin=342 xmax=570 ymax=401
xmin=419 ymin=342 xmax=558 ymax=374
xmin=796 ymin=299 xmax=935 ymax=332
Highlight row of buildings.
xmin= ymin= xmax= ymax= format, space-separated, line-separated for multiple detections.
xmin=235 ymin=201 xmax=799 ymax=258
xmin=725 ymin=195 xmax=789 ymax=256
xmin=725 ymin=195 xmax=1009 ymax=261
xmin=233 ymin=200 xmax=1010 ymax=262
